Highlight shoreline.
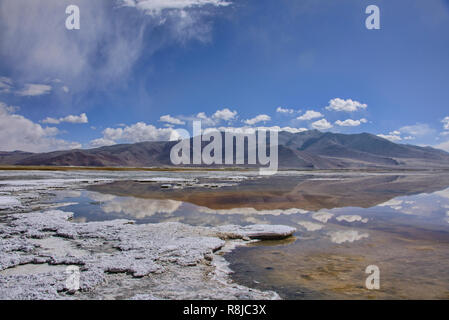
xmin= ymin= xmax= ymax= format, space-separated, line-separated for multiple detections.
xmin=0 ymin=173 xmax=295 ymax=300
xmin=1 ymin=165 xmax=447 ymax=173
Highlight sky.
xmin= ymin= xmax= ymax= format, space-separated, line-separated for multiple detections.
xmin=0 ymin=0 xmax=449 ymax=152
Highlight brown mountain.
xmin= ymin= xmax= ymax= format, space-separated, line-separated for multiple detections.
xmin=1 ymin=130 xmax=448 ymax=169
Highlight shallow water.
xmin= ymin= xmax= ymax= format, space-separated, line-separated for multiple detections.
xmin=57 ymin=171 xmax=449 ymax=299
xmin=4 ymin=169 xmax=449 ymax=299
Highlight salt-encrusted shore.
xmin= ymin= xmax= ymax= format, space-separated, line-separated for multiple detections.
xmin=0 ymin=210 xmax=295 ymax=299
xmin=0 ymin=171 xmax=296 ymax=300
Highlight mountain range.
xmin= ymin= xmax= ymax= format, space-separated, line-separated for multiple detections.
xmin=1 ymin=130 xmax=448 ymax=170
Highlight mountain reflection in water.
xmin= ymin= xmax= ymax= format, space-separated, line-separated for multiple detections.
xmin=59 ymin=171 xmax=449 ymax=299
xmin=88 ymin=172 xmax=449 ymax=212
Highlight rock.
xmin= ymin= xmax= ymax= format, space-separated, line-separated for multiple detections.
xmin=214 ymin=224 xmax=296 ymax=240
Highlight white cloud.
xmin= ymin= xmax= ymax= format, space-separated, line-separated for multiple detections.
xmin=89 ymin=138 xmax=117 ymax=148
xmin=325 ymin=98 xmax=367 ymax=112
xmin=16 ymin=84 xmax=52 ymax=96
xmin=435 ymin=140 xmax=449 ymax=152
xmin=159 ymin=114 xmax=185 ymax=125
xmin=296 ymin=221 xmax=323 ymax=231
xmin=328 ymin=230 xmax=369 ymax=244
xmin=276 ymin=107 xmax=296 ymax=114
xmin=101 ymin=197 xmax=183 ymax=219
xmin=212 ymin=108 xmax=237 ymax=121
xmin=0 ymin=76 xmax=13 ymax=93
xmin=90 ymin=122 xmax=181 ymax=147
xmin=41 ymin=113 xmax=88 ymax=124
xmin=177 ymin=112 xmax=215 ymax=127
xmin=335 ymin=118 xmax=367 ymax=127
xmin=120 ymin=0 xmax=231 ymax=15
xmin=336 ymin=215 xmax=368 ymax=223
xmin=297 ymin=110 xmax=323 ymax=121
xmin=311 ymin=118 xmax=332 ymax=130
xmin=0 ymin=102 xmax=81 ymax=152
xmin=194 ymin=112 xmax=216 ymax=126
xmin=377 ymin=199 xmax=404 ymax=210
xmin=399 ymin=123 xmax=434 ymax=137
xmin=312 ymin=212 xmax=334 ymax=223
xmin=197 ymin=206 xmax=308 ymax=216
xmin=244 ymin=114 xmax=271 ymax=125
xmin=205 ymin=126 xmax=308 ymax=135
xmin=275 ymin=126 xmax=308 ymax=134
xmin=0 ymin=1 xmax=229 ymax=93
xmin=179 ymin=109 xmax=237 ymax=127
xmin=442 ymin=116 xmax=449 ymax=130
xmin=377 ymin=132 xmax=402 ymax=142
xmin=377 ymin=124 xmax=433 ymax=143
xmin=196 ymin=112 xmax=208 ymax=119
xmin=62 ymin=86 xmax=69 ymax=93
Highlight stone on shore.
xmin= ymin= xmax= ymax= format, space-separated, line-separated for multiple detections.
xmin=214 ymin=224 xmax=296 ymax=240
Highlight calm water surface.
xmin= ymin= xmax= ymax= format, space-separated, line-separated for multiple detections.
xmin=49 ymin=171 xmax=449 ymax=299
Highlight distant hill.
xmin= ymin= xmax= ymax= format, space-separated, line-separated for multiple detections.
xmin=1 ymin=130 xmax=448 ymax=169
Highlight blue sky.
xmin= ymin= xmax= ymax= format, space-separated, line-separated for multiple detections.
xmin=0 ymin=0 xmax=449 ymax=152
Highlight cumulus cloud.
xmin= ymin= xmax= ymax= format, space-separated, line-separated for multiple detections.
xmin=297 ymin=110 xmax=323 ymax=121
xmin=276 ymin=107 xmax=297 ymax=114
xmin=178 ymin=109 xmax=238 ymax=127
xmin=335 ymin=118 xmax=367 ymax=127
xmin=41 ymin=113 xmax=88 ymax=125
xmin=377 ymin=132 xmax=402 ymax=142
xmin=159 ymin=114 xmax=185 ymax=125
xmin=377 ymin=124 xmax=433 ymax=143
xmin=212 ymin=108 xmax=237 ymax=121
xmin=325 ymin=98 xmax=367 ymax=112
xmin=442 ymin=117 xmax=449 ymax=130
xmin=194 ymin=112 xmax=216 ymax=126
xmin=16 ymin=84 xmax=52 ymax=96
xmin=244 ymin=114 xmax=271 ymax=125
xmin=311 ymin=119 xmax=332 ymax=130
xmin=204 ymin=126 xmax=308 ymax=135
xmin=90 ymin=122 xmax=181 ymax=147
xmin=0 ymin=102 xmax=81 ymax=152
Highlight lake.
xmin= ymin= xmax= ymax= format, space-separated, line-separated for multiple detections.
xmin=42 ymin=170 xmax=449 ymax=299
